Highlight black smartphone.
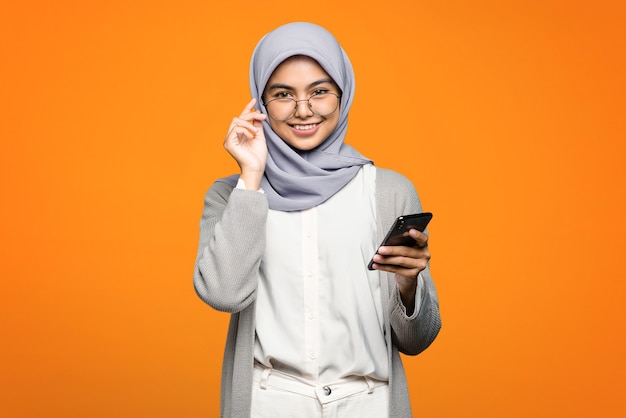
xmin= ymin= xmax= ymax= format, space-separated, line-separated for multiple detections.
xmin=367 ymin=212 xmax=433 ymax=270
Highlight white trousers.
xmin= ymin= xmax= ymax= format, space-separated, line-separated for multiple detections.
xmin=251 ymin=364 xmax=389 ymax=418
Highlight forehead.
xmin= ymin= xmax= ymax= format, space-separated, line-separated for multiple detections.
xmin=267 ymin=55 xmax=334 ymax=85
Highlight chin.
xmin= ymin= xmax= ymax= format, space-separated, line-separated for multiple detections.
xmin=285 ymin=138 xmax=325 ymax=152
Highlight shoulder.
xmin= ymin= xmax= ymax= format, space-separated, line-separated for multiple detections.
xmin=199 ymin=179 xmax=237 ymax=219
xmin=374 ymin=166 xmax=422 ymax=215
xmin=201 ymin=176 xmax=268 ymax=220
xmin=204 ymin=179 xmax=235 ymax=204
xmin=375 ymin=167 xmax=418 ymax=196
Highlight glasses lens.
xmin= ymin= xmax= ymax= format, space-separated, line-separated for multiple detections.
xmin=265 ymin=98 xmax=296 ymax=121
xmin=310 ymin=93 xmax=339 ymax=117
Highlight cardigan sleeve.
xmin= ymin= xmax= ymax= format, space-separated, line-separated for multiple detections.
xmin=376 ymin=168 xmax=442 ymax=355
xmin=193 ymin=180 xmax=269 ymax=313
xmin=390 ymin=265 xmax=442 ymax=355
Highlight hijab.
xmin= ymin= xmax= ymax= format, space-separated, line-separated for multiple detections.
xmin=220 ymin=22 xmax=372 ymax=211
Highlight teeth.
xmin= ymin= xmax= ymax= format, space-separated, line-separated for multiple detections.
xmin=293 ymin=124 xmax=317 ymax=130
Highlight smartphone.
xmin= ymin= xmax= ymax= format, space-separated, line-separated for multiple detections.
xmin=367 ymin=212 xmax=433 ymax=270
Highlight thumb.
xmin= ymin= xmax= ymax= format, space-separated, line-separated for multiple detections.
xmin=252 ymin=120 xmax=266 ymax=139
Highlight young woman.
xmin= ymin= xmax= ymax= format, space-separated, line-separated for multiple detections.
xmin=194 ymin=22 xmax=441 ymax=418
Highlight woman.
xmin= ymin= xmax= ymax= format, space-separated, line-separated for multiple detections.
xmin=194 ymin=22 xmax=441 ymax=418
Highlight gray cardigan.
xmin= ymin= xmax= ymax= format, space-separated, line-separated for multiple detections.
xmin=194 ymin=167 xmax=441 ymax=417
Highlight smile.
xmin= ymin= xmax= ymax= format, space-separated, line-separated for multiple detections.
xmin=290 ymin=123 xmax=320 ymax=131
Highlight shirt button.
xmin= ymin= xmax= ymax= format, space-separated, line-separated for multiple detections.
xmin=323 ymin=386 xmax=332 ymax=396
xmin=309 ymin=352 xmax=316 ymax=360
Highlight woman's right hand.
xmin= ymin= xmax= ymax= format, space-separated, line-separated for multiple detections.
xmin=223 ymin=98 xmax=268 ymax=190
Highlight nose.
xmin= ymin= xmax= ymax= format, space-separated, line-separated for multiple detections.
xmin=293 ymin=99 xmax=314 ymax=118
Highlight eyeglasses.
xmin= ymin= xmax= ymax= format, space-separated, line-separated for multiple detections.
xmin=263 ymin=91 xmax=341 ymax=121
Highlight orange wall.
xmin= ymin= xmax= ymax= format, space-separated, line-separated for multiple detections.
xmin=1 ymin=1 xmax=625 ymax=416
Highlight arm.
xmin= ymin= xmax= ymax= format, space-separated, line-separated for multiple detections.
xmin=193 ymin=99 xmax=269 ymax=313
xmin=375 ymin=168 xmax=442 ymax=355
xmin=193 ymin=181 xmax=268 ymax=313
xmin=389 ymin=266 xmax=441 ymax=355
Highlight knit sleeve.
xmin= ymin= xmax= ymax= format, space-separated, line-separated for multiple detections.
xmin=390 ymin=265 xmax=442 ymax=355
xmin=376 ymin=168 xmax=442 ymax=355
xmin=193 ymin=180 xmax=269 ymax=313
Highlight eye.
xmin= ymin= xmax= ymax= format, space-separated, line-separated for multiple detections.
xmin=311 ymin=89 xmax=330 ymax=97
xmin=274 ymin=91 xmax=293 ymax=99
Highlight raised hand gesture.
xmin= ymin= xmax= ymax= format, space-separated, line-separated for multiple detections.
xmin=223 ymin=98 xmax=268 ymax=190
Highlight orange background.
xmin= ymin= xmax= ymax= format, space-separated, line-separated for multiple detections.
xmin=1 ymin=0 xmax=625 ymax=416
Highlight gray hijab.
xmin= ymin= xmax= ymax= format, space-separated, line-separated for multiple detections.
xmin=221 ymin=22 xmax=372 ymax=211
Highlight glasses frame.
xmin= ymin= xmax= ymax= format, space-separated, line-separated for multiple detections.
xmin=262 ymin=92 xmax=341 ymax=122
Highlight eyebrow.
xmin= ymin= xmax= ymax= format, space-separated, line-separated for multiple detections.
xmin=265 ymin=78 xmax=336 ymax=92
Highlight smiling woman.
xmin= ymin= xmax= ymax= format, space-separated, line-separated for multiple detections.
xmin=192 ymin=22 xmax=441 ymax=418
xmin=2 ymin=1 xmax=624 ymax=417
xmin=262 ymin=56 xmax=341 ymax=151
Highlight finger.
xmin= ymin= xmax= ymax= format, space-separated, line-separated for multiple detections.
xmin=371 ymin=256 xmax=428 ymax=275
xmin=373 ymin=252 xmax=411 ymax=268
xmin=371 ymin=261 xmax=424 ymax=278
xmin=225 ymin=125 xmax=254 ymax=146
xmin=377 ymin=245 xmax=425 ymax=258
xmin=231 ymin=118 xmax=258 ymax=134
xmin=373 ymin=252 xmax=427 ymax=269
xmin=242 ymin=99 xmax=267 ymax=122
xmin=408 ymin=229 xmax=429 ymax=248
xmin=232 ymin=125 xmax=256 ymax=142
xmin=240 ymin=98 xmax=257 ymax=116
xmin=251 ymin=114 xmax=266 ymax=128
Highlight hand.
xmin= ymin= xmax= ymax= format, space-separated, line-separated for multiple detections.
xmin=370 ymin=228 xmax=430 ymax=314
xmin=223 ymin=98 xmax=268 ymax=189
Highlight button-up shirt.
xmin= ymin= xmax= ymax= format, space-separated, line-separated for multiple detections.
xmin=253 ymin=164 xmax=389 ymax=383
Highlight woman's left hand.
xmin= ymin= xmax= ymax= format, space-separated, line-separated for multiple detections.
xmin=370 ymin=228 xmax=430 ymax=314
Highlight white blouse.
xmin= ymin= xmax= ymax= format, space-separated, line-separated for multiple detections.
xmin=253 ymin=164 xmax=390 ymax=383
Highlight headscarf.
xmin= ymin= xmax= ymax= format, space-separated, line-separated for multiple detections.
xmin=220 ymin=22 xmax=372 ymax=211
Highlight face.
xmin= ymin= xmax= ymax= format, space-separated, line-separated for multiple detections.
xmin=263 ymin=56 xmax=341 ymax=151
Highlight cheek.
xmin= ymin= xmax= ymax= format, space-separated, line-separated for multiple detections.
xmin=327 ymin=115 xmax=340 ymax=132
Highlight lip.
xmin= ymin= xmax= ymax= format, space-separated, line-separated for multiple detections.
xmin=288 ymin=122 xmax=322 ymax=136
